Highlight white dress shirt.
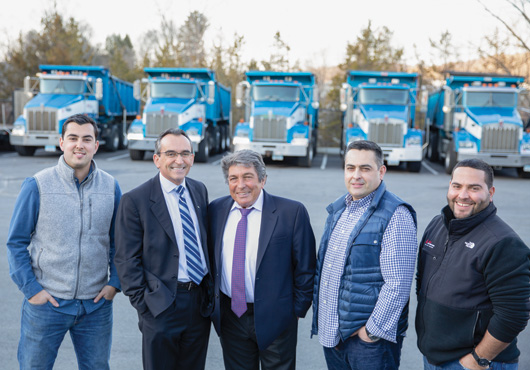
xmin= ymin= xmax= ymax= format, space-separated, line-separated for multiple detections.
xmin=159 ymin=174 xmax=207 ymax=282
xmin=220 ymin=190 xmax=264 ymax=303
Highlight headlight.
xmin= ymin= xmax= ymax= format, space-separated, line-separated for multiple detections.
xmin=521 ymin=142 xmax=530 ymax=154
xmin=292 ymin=131 xmax=307 ymax=139
xmin=236 ymin=130 xmax=249 ymax=138
xmin=12 ymin=125 xmax=26 ymax=136
xmin=405 ymin=136 xmax=421 ymax=147
xmin=459 ymin=140 xmax=475 ymax=149
xmin=128 ymin=124 xmax=143 ymax=134
xmin=186 ymin=128 xmax=199 ymax=136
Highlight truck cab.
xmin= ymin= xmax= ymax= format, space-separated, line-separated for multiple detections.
xmin=233 ymin=71 xmax=319 ymax=167
xmin=127 ymin=68 xmax=231 ymax=162
xmin=340 ymin=71 xmax=423 ymax=172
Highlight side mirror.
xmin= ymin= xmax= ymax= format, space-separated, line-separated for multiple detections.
xmin=312 ymin=85 xmax=319 ymax=110
xmin=340 ymin=85 xmax=348 ymax=112
xmin=95 ymin=78 xmax=103 ymax=100
xmin=236 ymin=82 xmax=244 ymax=107
xmin=133 ymin=80 xmax=141 ymax=100
xmin=207 ymin=80 xmax=215 ymax=105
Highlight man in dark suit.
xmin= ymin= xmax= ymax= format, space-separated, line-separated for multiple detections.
xmin=209 ymin=149 xmax=316 ymax=370
xmin=115 ymin=128 xmax=212 ymax=370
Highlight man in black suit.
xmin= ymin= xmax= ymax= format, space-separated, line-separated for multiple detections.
xmin=115 ymin=128 xmax=212 ymax=370
xmin=209 ymin=149 xmax=316 ymax=370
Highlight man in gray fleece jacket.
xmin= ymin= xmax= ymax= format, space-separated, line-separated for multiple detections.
xmin=7 ymin=114 xmax=122 ymax=370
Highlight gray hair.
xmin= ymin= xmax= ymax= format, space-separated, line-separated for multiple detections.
xmin=221 ymin=150 xmax=267 ymax=182
xmin=346 ymin=140 xmax=383 ymax=168
xmin=155 ymin=128 xmax=193 ymax=154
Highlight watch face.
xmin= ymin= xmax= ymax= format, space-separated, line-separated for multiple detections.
xmin=478 ymin=359 xmax=490 ymax=367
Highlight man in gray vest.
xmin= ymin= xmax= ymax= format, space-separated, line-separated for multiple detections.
xmin=311 ymin=140 xmax=417 ymax=370
xmin=7 ymin=114 xmax=121 ymax=370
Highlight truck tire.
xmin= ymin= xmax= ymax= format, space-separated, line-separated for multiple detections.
xmin=129 ymin=149 xmax=145 ymax=161
xmin=15 ymin=145 xmax=37 ymax=156
xmin=406 ymin=161 xmax=422 ymax=173
xmin=517 ymin=167 xmax=530 ymax=179
xmin=105 ymin=128 xmax=119 ymax=152
xmin=196 ymin=132 xmax=209 ymax=163
xmin=444 ymin=142 xmax=457 ymax=174
xmin=427 ymin=130 xmax=440 ymax=163
xmin=298 ymin=144 xmax=313 ymax=167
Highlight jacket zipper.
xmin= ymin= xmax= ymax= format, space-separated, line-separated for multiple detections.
xmin=73 ymin=187 xmax=83 ymax=298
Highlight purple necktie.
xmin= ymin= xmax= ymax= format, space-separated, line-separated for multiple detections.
xmin=231 ymin=207 xmax=253 ymax=317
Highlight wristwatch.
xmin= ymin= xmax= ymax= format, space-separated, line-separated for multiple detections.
xmin=471 ymin=348 xmax=491 ymax=368
xmin=365 ymin=327 xmax=381 ymax=342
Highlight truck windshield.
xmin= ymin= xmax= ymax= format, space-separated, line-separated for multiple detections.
xmin=359 ymin=88 xmax=409 ymax=105
xmin=465 ymin=91 xmax=516 ymax=108
xmin=40 ymin=79 xmax=85 ymax=94
xmin=151 ymin=83 xmax=196 ymax=99
xmin=252 ymin=86 xmax=300 ymax=102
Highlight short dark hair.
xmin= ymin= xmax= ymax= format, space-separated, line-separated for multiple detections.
xmin=61 ymin=114 xmax=98 ymax=139
xmin=155 ymin=128 xmax=193 ymax=154
xmin=346 ymin=140 xmax=384 ymax=168
xmin=221 ymin=150 xmax=267 ymax=183
xmin=452 ymin=159 xmax=494 ymax=189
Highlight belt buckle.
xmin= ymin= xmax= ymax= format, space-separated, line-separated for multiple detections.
xmin=187 ymin=282 xmax=193 ymax=291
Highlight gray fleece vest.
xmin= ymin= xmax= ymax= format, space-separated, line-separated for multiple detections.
xmin=30 ymin=156 xmax=115 ymax=299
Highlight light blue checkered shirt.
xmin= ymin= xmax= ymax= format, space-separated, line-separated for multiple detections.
xmin=318 ymin=192 xmax=417 ymax=347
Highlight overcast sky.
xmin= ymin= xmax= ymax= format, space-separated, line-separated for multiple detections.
xmin=0 ymin=0 xmax=519 ymax=68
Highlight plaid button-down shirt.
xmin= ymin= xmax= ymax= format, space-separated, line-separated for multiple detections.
xmin=318 ymin=192 xmax=417 ymax=347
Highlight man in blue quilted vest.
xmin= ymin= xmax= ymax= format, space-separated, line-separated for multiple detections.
xmin=311 ymin=140 xmax=417 ymax=370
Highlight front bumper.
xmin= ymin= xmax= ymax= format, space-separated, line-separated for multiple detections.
xmin=10 ymin=133 xmax=60 ymax=147
xmin=381 ymin=146 xmax=423 ymax=166
xmin=234 ymin=141 xmax=307 ymax=159
xmin=457 ymin=152 xmax=530 ymax=168
xmin=128 ymin=136 xmax=200 ymax=153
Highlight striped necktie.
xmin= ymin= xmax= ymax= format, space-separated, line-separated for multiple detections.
xmin=175 ymin=186 xmax=204 ymax=285
xmin=231 ymin=207 xmax=253 ymax=317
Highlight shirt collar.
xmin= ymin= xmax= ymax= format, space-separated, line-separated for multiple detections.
xmin=230 ymin=189 xmax=264 ymax=213
xmin=159 ymin=173 xmax=187 ymax=194
xmin=344 ymin=191 xmax=375 ymax=209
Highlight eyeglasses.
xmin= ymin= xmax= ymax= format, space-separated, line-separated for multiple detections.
xmin=158 ymin=151 xmax=193 ymax=159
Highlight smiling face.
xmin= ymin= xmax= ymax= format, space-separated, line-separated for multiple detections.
xmin=228 ymin=164 xmax=266 ymax=209
xmin=59 ymin=122 xmax=99 ymax=179
xmin=447 ymin=166 xmax=495 ymax=219
xmin=344 ymin=149 xmax=386 ymax=200
xmin=153 ymin=134 xmax=194 ymax=185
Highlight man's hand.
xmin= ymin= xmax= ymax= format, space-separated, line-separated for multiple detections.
xmin=459 ymin=353 xmax=489 ymax=370
xmin=94 ymin=285 xmax=118 ymax=303
xmin=28 ymin=290 xmax=59 ymax=307
xmin=351 ymin=326 xmax=377 ymax=343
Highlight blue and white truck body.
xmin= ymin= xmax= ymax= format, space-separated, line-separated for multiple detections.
xmin=426 ymin=72 xmax=530 ymax=177
xmin=127 ymin=68 xmax=231 ymax=162
xmin=340 ymin=70 xmax=423 ymax=172
xmin=233 ymin=71 xmax=319 ymax=167
xmin=10 ymin=65 xmax=139 ymax=155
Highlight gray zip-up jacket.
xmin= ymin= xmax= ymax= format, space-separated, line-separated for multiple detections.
xmin=29 ymin=156 xmax=116 ymax=299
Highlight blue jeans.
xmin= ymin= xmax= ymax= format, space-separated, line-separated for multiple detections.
xmin=423 ymin=356 xmax=519 ymax=370
xmin=323 ymin=335 xmax=404 ymax=370
xmin=18 ymin=298 xmax=113 ymax=370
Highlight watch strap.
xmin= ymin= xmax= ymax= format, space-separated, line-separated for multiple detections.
xmin=471 ymin=348 xmax=491 ymax=367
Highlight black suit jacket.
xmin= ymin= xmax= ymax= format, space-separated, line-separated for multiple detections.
xmin=115 ymin=174 xmax=212 ymax=318
xmin=208 ymin=190 xmax=316 ymax=350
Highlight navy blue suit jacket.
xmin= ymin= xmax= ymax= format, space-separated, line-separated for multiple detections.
xmin=208 ymin=190 xmax=316 ymax=350
xmin=115 ymin=174 xmax=212 ymax=318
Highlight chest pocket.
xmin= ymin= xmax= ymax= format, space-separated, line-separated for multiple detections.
xmin=348 ymin=232 xmax=382 ymax=268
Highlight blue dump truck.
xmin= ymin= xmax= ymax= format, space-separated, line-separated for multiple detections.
xmin=233 ymin=71 xmax=319 ymax=167
xmin=426 ymin=72 xmax=530 ymax=177
xmin=127 ymin=68 xmax=231 ymax=162
xmin=340 ymin=70 xmax=423 ymax=172
xmin=10 ymin=65 xmax=139 ymax=155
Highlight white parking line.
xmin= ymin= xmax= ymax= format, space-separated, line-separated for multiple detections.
xmin=211 ymin=158 xmax=222 ymax=166
xmin=106 ymin=153 xmax=130 ymax=161
xmin=422 ymin=161 xmax=439 ymax=175
xmin=320 ymin=154 xmax=328 ymax=170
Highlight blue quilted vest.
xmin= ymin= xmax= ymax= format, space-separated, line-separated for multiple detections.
xmin=311 ymin=182 xmax=417 ymax=341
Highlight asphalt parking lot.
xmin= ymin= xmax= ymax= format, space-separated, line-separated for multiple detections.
xmin=1 ymin=148 xmax=529 ymax=370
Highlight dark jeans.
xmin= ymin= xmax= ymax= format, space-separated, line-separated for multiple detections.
xmin=323 ymin=334 xmax=404 ymax=370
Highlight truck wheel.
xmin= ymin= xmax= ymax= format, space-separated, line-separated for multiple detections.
xmin=196 ymin=132 xmax=209 ymax=163
xmin=118 ymin=123 xmax=128 ymax=149
xmin=298 ymin=144 xmax=313 ymax=167
xmin=312 ymin=131 xmax=318 ymax=157
xmin=224 ymin=125 xmax=231 ymax=152
xmin=15 ymin=145 xmax=37 ymax=156
xmin=129 ymin=149 xmax=145 ymax=161
xmin=106 ymin=128 xmax=119 ymax=152
xmin=444 ymin=142 xmax=457 ymax=174
xmin=427 ymin=130 xmax=440 ymax=162
xmin=517 ymin=167 xmax=530 ymax=179
xmin=406 ymin=161 xmax=422 ymax=173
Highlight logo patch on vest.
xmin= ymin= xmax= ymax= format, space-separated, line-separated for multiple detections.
xmin=424 ymin=239 xmax=435 ymax=249
xmin=464 ymin=241 xmax=475 ymax=249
